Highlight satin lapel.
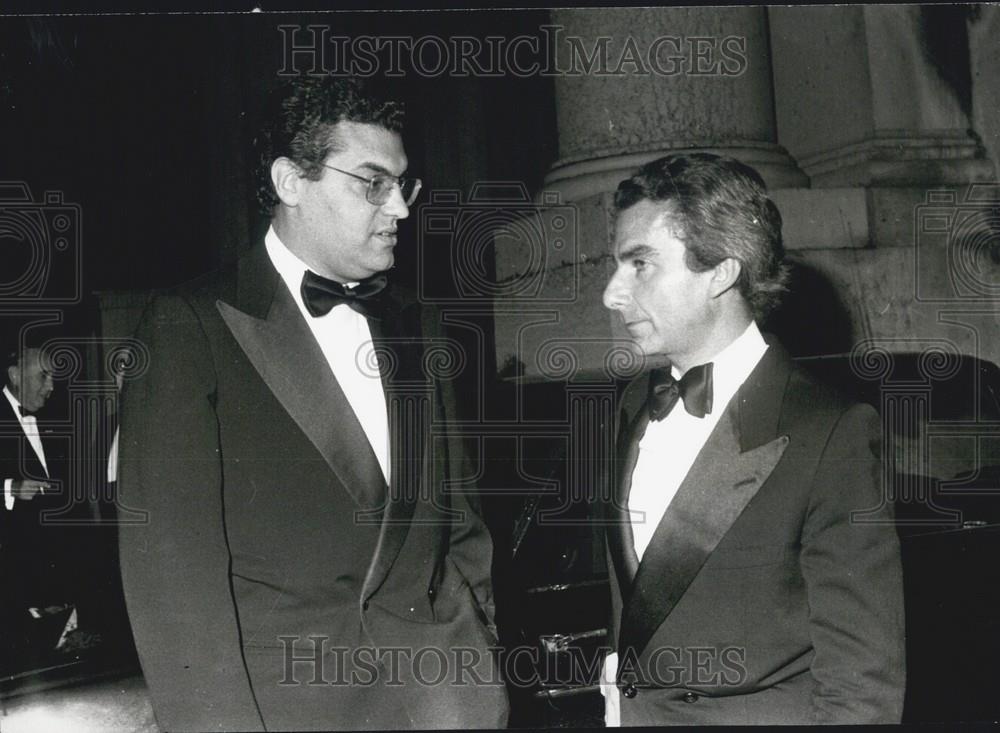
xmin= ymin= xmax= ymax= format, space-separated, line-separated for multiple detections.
xmin=618 ymin=404 xmax=789 ymax=661
xmin=217 ymin=277 xmax=386 ymax=511
xmin=360 ymin=292 xmax=423 ymax=602
xmin=606 ymin=396 xmax=647 ymax=603
xmin=738 ymin=338 xmax=793 ymax=453
xmin=38 ymin=422 xmax=58 ymax=478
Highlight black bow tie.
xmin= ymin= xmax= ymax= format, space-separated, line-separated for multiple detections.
xmin=648 ymin=363 xmax=714 ymax=421
xmin=300 ymin=270 xmax=387 ymax=320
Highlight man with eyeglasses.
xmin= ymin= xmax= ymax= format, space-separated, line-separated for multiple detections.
xmin=118 ymin=76 xmax=507 ymax=731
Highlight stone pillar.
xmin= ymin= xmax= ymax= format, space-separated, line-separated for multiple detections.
xmin=767 ymin=5 xmax=1000 ymax=372
xmin=770 ymin=5 xmax=994 ymax=187
xmin=545 ymin=7 xmax=807 ymax=202
xmin=969 ymin=5 xmax=1000 ymax=175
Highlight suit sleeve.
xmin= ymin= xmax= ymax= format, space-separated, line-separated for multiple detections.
xmin=428 ymin=310 xmax=497 ymax=632
xmin=445 ymin=473 xmax=496 ymax=631
xmin=1 ymin=411 xmax=25 ymax=510
xmin=118 ymin=296 xmax=265 ymax=732
xmin=800 ymin=402 xmax=905 ymax=723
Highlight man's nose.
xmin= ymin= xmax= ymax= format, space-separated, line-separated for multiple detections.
xmin=382 ymin=184 xmax=410 ymax=220
xmin=602 ymin=271 xmax=630 ymax=311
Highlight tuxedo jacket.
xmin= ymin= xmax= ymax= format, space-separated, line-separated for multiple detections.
xmin=604 ymin=339 xmax=905 ymax=725
xmin=118 ymin=242 xmax=508 ymax=731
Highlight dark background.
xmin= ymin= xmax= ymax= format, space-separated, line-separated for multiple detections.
xmin=0 ymin=12 xmax=558 ymax=292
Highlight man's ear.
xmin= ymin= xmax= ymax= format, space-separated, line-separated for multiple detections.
xmin=6 ymin=364 xmax=19 ymax=391
xmin=271 ymin=157 xmax=304 ymax=207
xmin=709 ymin=257 xmax=742 ymax=299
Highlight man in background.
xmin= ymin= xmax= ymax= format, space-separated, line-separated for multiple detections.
xmin=0 ymin=341 xmax=73 ymax=671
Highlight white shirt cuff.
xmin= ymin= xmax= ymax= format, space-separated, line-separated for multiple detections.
xmin=602 ymin=652 xmax=621 ymax=726
xmin=4 ymin=478 xmax=14 ymax=510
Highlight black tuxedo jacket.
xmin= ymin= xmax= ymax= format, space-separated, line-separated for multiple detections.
xmin=604 ymin=339 xmax=905 ymax=724
xmin=118 ymin=242 xmax=507 ymax=731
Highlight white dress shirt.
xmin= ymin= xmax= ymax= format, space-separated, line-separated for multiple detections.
xmin=3 ymin=385 xmax=50 ymax=511
xmin=265 ymin=226 xmax=391 ymax=484
xmin=602 ymin=322 xmax=769 ymax=725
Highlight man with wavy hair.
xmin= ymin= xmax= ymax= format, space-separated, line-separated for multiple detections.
xmin=600 ymin=153 xmax=904 ymax=724
xmin=119 ymin=76 xmax=507 ymax=730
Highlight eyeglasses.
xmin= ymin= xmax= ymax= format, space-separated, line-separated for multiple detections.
xmin=320 ymin=163 xmax=422 ymax=207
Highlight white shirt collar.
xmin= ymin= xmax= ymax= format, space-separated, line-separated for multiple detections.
xmin=3 ymin=385 xmax=29 ymax=420
xmin=265 ymin=226 xmax=361 ymax=310
xmin=671 ymin=321 xmax=768 ymax=417
xmin=265 ymin=225 xmax=312 ymax=311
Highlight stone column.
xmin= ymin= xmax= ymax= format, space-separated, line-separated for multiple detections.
xmin=969 ymin=5 xmax=1000 ymax=176
xmin=770 ymin=5 xmax=994 ymax=187
xmin=767 ymin=5 xmax=1000 ymax=372
xmin=545 ymin=7 xmax=807 ymax=202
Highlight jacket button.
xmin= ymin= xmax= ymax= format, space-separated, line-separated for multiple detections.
xmin=683 ymin=691 xmax=698 ymax=703
xmin=622 ymin=683 xmax=637 ymax=699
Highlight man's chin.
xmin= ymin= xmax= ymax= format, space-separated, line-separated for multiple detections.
xmin=351 ymin=254 xmax=393 ymax=280
xmin=627 ymin=338 xmax=653 ymax=357
xmin=372 ymin=250 xmax=394 ymax=273
xmin=626 ymin=339 xmax=672 ymax=369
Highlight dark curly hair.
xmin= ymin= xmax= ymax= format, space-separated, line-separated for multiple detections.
xmin=254 ymin=76 xmax=405 ymax=213
xmin=614 ymin=152 xmax=789 ymax=319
